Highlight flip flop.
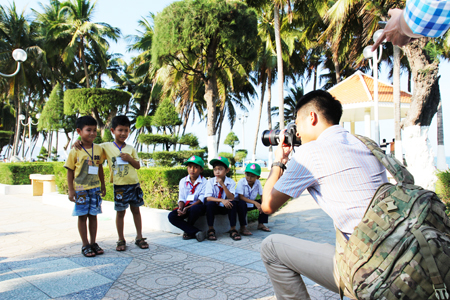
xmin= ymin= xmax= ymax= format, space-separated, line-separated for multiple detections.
xmin=258 ymin=226 xmax=271 ymax=232
xmin=240 ymin=230 xmax=253 ymax=236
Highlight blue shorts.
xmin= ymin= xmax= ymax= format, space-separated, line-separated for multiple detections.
xmin=72 ymin=187 xmax=102 ymax=216
xmin=114 ymin=183 xmax=144 ymax=211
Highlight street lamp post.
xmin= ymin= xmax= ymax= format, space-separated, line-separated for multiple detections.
xmin=237 ymin=112 xmax=249 ymax=150
xmin=363 ymin=30 xmax=385 ymax=145
xmin=19 ymin=114 xmax=40 ymax=162
xmin=0 ymin=49 xmax=27 ymax=77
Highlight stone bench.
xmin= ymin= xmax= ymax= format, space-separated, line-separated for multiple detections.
xmin=29 ymin=174 xmax=56 ymax=196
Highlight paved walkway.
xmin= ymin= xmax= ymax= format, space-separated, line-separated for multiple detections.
xmin=0 ymin=193 xmax=343 ymax=300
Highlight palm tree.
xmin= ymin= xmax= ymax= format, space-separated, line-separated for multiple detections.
xmin=0 ymin=3 xmax=45 ymax=157
xmin=271 ymin=86 xmax=303 ymax=128
xmin=58 ymin=0 xmax=120 ymax=88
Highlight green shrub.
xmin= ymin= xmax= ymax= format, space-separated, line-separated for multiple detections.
xmin=0 ymin=162 xmax=63 ymax=185
xmin=138 ymin=150 xmax=206 ymax=166
xmin=436 ymin=169 xmax=450 ymax=204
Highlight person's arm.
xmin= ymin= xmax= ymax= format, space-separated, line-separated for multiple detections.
xmin=67 ymin=168 xmax=75 ymax=202
xmin=238 ymin=194 xmax=259 ymax=206
xmin=98 ymin=164 xmax=106 ymax=197
xmin=261 ymin=130 xmax=293 ymax=214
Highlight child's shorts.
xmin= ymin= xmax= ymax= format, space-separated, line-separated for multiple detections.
xmin=114 ymin=183 xmax=144 ymax=211
xmin=72 ymin=187 xmax=102 ymax=216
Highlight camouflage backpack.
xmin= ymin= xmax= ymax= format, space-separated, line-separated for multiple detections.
xmin=335 ymin=135 xmax=450 ymax=300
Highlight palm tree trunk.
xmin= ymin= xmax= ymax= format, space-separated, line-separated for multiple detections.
xmin=274 ymin=5 xmax=284 ymax=130
xmin=80 ymin=39 xmax=90 ymax=89
xmin=252 ymin=78 xmax=266 ymax=162
xmin=267 ymin=70 xmax=274 ymax=167
xmin=393 ymin=46 xmax=402 ymax=163
xmin=402 ymin=38 xmax=440 ymax=190
xmin=204 ymin=38 xmax=219 ymax=164
xmin=313 ymin=65 xmax=318 ymax=91
xmin=436 ymin=100 xmax=446 ymax=170
xmin=332 ymin=47 xmax=341 ymax=83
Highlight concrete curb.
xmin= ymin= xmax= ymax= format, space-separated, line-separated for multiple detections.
xmin=0 ymin=183 xmax=33 ymax=195
xmin=42 ymin=192 xmax=236 ymax=235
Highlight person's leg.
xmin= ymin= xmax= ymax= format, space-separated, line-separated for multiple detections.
xmin=87 ymin=214 xmax=104 ymax=254
xmin=116 ymin=210 xmax=126 ymax=250
xmin=260 ymin=234 xmax=337 ymax=300
xmin=185 ymin=204 xmax=205 ymax=234
xmin=237 ymin=200 xmax=251 ymax=235
xmin=205 ymin=201 xmax=218 ymax=240
xmin=78 ymin=215 xmax=89 ymax=247
xmin=227 ymin=201 xmax=238 ymax=229
xmin=130 ymin=206 xmax=143 ymax=240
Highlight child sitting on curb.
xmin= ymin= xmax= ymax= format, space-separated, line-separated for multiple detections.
xmin=204 ymin=156 xmax=240 ymax=241
xmin=168 ymin=155 xmax=208 ymax=242
xmin=236 ymin=163 xmax=270 ymax=236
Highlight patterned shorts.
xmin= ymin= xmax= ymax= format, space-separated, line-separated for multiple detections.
xmin=114 ymin=183 xmax=144 ymax=211
xmin=72 ymin=187 xmax=102 ymax=216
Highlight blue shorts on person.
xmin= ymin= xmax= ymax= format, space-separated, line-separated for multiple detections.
xmin=72 ymin=187 xmax=103 ymax=216
xmin=114 ymin=183 xmax=144 ymax=211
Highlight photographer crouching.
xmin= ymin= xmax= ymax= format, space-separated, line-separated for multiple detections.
xmin=260 ymin=90 xmax=387 ymax=300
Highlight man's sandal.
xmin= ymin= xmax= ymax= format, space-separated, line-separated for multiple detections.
xmin=135 ymin=238 xmax=149 ymax=249
xmin=91 ymin=243 xmax=104 ymax=255
xmin=82 ymin=245 xmax=96 ymax=257
xmin=229 ymin=229 xmax=241 ymax=241
xmin=116 ymin=240 xmax=126 ymax=251
xmin=207 ymin=229 xmax=217 ymax=241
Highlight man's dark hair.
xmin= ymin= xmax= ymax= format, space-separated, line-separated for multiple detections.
xmin=295 ymin=90 xmax=342 ymax=125
xmin=76 ymin=116 xmax=97 ymax=129
xmin=111 ymin=115 xmax=131 ymax=129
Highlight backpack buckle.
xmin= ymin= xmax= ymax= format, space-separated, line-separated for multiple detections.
xmin=434 ymin=284 xmax=449 ymax=300
xmin=384 ymin=199 xmax=398 ymax=212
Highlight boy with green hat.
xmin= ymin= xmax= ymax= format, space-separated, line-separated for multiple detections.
xmin=236 ymin=163 xmax=270 ymax=236
xmin=168 ymin=155 xmax=208 ymax=242
xmin=205 ymin=156 xmax=240 ymax=241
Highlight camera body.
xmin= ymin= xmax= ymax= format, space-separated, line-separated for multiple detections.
xmin=261 ymin=122 xmax=301 ymax=147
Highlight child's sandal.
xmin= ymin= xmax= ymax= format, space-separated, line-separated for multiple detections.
xmin=135 ymin=238 xmax=149 ymax=249
xmin=229 ymin=229 xmax=241 ymax=241
xmin=207 ymin=229 xmax=217 ymax=241
xmin=116 ymin=240 xmax=126 ymax=251
xmin=82 ymin=245 xmax=96 ymax=257
xmin=91 ymin=243 xmax=104 ymax=255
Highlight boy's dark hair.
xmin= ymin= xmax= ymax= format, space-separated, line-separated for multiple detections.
xmin=212 ymin=162 xmax=228 ymax=169
xmin=295 ymin=90 xmax=342 ymax=125
xmin=76 ymin=116 xmax=97 ymax=129
xmin=111 ymin=115 xmax=131 ymax=129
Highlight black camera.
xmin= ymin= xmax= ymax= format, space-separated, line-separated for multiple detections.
xmin=261 ymin=122 xmax=301 ymax=147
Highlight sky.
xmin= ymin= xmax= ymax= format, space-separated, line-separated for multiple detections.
xmin=6 ymin=0 xmax=450 ymax=161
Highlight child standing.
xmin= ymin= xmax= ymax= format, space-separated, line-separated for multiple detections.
xmin=74 ymin=115 xmax=148 ymax=251
xmin=205 ymin=156 xmax=240 ymax=241
xmin=102 ymin=116 xmax=148 ymax=251
xmin=65 ymin=116 xmax=106 ymax=257
xmin=168 ymin=155 xmax=208 ymax=242
xmin=236 ymin=163 xmax=270 ymax=236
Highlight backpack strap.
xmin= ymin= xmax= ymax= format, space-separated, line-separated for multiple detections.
xmin=354 ymin=135 xmax=415 ymax=185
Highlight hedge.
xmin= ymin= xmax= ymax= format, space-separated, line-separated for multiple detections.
xmin=1 ymin=162 xmax=229 ymax=211
xmin=0 ymin=162 xmax=64 ymax=185
xmin=436 ymin=169 xmax=450 ymax=216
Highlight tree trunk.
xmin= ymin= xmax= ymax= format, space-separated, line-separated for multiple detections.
xmin=267 ymin=70 xmax=273 ymax=167
xmin=47 ymin=131 xmax=53 ymax=162
xmin=332 ymin=47 xmax=341 ymax=84
xmin=436 ymin=100 xmax=446 ymax=170
xmin=393 ymin=46 xmax=403 ymax=163
xmin=402 ymin=38 xmax=440 ymax=190
xmin=274 ymin=5 xmax=284 ymax=130
xmin=80 ymin=38 xmax=90 ymax=89
xmin=252 ymin=77 xmax=266 ymax=162
xmin=313 ymin=65 xmax=318 ymax=91
xmin=204 ymin=38 xmax=219 ymax=164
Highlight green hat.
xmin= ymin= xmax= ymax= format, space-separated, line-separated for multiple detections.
xmin=183 ymin=155 xmax=205 ymax=168
xmin=209 ymin=156 xmax=230 ymax=168
xmin=245 ymin=163 xmax=261 ymax=176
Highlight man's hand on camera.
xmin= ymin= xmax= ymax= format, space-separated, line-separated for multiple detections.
xmin=275 ymin=129 xmax=292 ymax=165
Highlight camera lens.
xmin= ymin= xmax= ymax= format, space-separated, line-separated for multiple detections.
xmin=261 ymin=129 xmax=282 ymax=146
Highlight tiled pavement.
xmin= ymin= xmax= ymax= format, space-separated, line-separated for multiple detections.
xmin=0 ymin=192 xmax=344 ymax=300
